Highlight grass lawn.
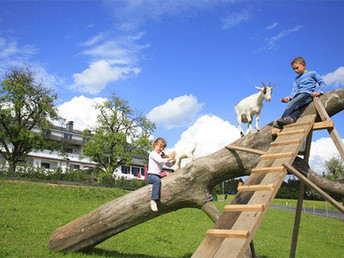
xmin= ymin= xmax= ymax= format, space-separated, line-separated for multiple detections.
xmin=1 ymin=179 xmax=343 ymax=257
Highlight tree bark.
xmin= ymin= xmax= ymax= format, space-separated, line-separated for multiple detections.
xmin=49 ymin=89 xmax=344 ymax=252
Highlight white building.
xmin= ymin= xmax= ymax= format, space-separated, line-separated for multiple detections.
xmin=0 ymin=121 xmax=157 ymax=180
xmin=0 ymin=121 xmax=96 ymax=171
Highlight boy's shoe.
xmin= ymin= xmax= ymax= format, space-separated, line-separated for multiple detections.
xmin=273 ymin=121 xmax=283 ymax=129
xmin=277 ymin=116 xmax=295 ymax=126
xmin=150 ymin=200 xmax=158 ymax=212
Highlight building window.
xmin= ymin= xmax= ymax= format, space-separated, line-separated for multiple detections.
xmin=64 ymin=148 xmax=73 ymax=154
xmin=122 ymin=166 xmax=130 ymax=174
xmin=132 ymin=167 xmax=140 ymax=177
xmin=41 ymin=162 xmax=50 ymax=169
xmin=64 ymin=133 xmax=72 ymax=139
xmin=69 ymin=164 xmax=80 ymax=170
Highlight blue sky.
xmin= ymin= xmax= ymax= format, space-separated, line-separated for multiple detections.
xmin=1 ymin=0 xmax=344 ymax=174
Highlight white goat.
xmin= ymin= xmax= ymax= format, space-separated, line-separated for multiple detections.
xmin=234 ymin=82 xmax=274 ymax=137
xmin=165 ymin=142 xmax=196 ymax=170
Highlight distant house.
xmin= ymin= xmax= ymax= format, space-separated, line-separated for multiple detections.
xmin=0 ymin=121 xmax=96 ymax=171
xmin=0 ymin=121 xmax=171 ymax=180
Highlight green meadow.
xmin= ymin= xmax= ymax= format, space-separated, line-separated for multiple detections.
xmin=1 ymin=179 xmax=343 ymax=257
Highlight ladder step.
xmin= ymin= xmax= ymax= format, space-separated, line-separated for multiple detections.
xmin=312 ymin=120 xmax=334 ymax=131
xmin=277 ymin=129 xmax=305 ymax=136
xmin=238 ymin=184 xmax=275 ymax=192
xmin=270 ymin=139 xmax=302 ymax=146
xmin=224 ymin=204 xmax=265 ymax=212
xmin=251 ymin=166 xmax=286 ymax=173
xmin=284 ymin=121 xmax=312 ymax=128
xmin=206 ymin=229 xmax=249 ymax=239
xmin=261 ymin=152 xmax=294 ymax=160
xmin=225 ymin=145 xmax=268 ymax=155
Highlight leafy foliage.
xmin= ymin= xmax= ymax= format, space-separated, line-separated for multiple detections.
xmin=0 ymin=65 xmax=58 ymax=174
xmin=324 ymin=157 xmax=344 ymax=180
xmin=82 ymin=94 xmax=155 ymax=173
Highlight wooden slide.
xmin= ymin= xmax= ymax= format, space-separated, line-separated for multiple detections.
xmin=193 ymin=97 xmax=344 ymax=258
xmin=193 ymin=113 xmax=319 ymax=258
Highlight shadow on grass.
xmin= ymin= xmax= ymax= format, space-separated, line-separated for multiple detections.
xmin=81 ymin=248 xmax=193 ymax=257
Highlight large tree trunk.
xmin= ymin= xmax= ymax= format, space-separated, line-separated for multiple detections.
xmin=49 ymin=89 xmax=344 ymax=252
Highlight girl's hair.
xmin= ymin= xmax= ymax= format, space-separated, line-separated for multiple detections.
xmin=152 ymin=137 xmax=167 ymax=148
xmin=291 ymin=56 xmax=306 ymax=66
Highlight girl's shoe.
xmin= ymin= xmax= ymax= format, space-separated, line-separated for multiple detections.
xmin=150 ymin=200 xmax=158 ymax=212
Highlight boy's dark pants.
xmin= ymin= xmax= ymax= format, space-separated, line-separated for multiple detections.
xmin=282 ymin=93 xmax=313 ymax=121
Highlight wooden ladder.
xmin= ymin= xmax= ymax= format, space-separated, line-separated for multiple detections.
xmin=192 ymin=114 xmax=317 ymax=258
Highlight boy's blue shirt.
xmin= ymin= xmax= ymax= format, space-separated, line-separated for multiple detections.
xmin=290 ymin=70 xmax=327 ymax=99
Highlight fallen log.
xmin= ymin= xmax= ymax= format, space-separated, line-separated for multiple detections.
xmin=49 ymin=89 xmax=344 ymax=252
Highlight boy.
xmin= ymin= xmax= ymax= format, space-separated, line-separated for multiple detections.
xmin=275 ymin=57 xmax=327 ymax=128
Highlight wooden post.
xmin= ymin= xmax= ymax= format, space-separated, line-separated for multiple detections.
xmin=313 ymin=97 xmax=344 ymax=160
xmin=289 ymin=131 xmax=313 ymax=258
xmin=283 ymin=163 xmax=344 ymax=214
xmin=290 ymin=131 xmax=314 ymax=257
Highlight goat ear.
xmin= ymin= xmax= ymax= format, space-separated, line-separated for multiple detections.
xmin=255 ymin=86 xmax=263 ymax=91
xmin=271 ymin=85 xmax=275 ymax=89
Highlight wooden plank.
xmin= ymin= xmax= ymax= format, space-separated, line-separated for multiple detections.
xmin=261 ymin=152 xmax=294 ymax=160
xmin=283 ymin=163 xmax=344 ymax=214
xmin=251 ymin=166 xmax=286 ymax=174
xmin=272 ymin=121 xmax=333 ymax=135
xmin=206 ymin=229 xmax=249 ymax=239
xmin=277 ymin=129 xmax=306 ymax=137
xmin=210 ymin=115 xmax=317 ymax=257
xmin=238 ymin=184 xmax=275 ymax=192
xmin=313 ymin=97 xmax=344 ymax=160
xmin=284 ymin=121 xmax=312 ymax=128
xmin=270 ymin=139 xmax=301 ymax=146
xmin=290 ymin=132 xmax=312 ymax=258
xmin=290 ymin=182 xmax=305 ymax=258
xmin=225 ymin=145 xmax=268 ymax=156
xmin=224 ymin=204 xmax=264 ymax=212
xmin=192 ymin=114 xmax=317 ymax=258
xmin=313 ymin=97 xmax=330 ymax=121
xmin=312 ymin=120 xmax=334 ymax=130
xmin=271 ymin=128 xmax=281 ymax=135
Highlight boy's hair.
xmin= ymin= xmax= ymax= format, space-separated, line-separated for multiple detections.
xmin=152 ymin=137 xmax=167 ymax=148
xmin=291 ymin=56 xmax=306 ymax=66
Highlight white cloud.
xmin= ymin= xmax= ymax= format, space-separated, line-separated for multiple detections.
xmin=172 ymin=115 xmax=240 ymax=160
xmin=309 ymin=137 xmax=344 ymax=175
xmin=265 ymin=25 xmax=303 ymax=50
xmin=104 ymin=0 xmax=239 ymax=31
xmin=81 ymin=33 xmax=106 ymax=47
xmin=71 ymin=60 xmax=140 ymax=94
xmin=146 ymin=95 xmax=204 ymax=129
xmin=323 ymin=66 xmax=344 ymax=88
xmin=221 ymin=10 xmax=251 ymax=29
xmin=266 ymin=22 xmax=278 ymax=30
xmin=0 ymin=37 xmax=37 ymax=59
xmin=57 ymin=95 xmax=107 ymax=130
xmin=72 ymin=33 xmax=146 ymax=94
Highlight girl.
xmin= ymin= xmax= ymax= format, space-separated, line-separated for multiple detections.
xmin=147 ymin=138 xmax=175 ymax=212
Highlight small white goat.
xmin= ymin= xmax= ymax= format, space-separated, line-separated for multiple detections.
xmin=165 ymin=142 xmax=196 ymax=170
xmin=234 ymin=82 xmax=275 ymax=137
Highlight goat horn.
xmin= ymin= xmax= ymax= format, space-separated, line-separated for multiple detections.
xmin=261 ymin=81 xmax=267 ymax=88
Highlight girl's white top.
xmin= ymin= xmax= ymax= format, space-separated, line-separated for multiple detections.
xmin=147 ymin=150 xmax=172 ymax=175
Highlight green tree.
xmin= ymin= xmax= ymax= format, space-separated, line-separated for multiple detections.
xmin=0 ymin=65 xmax=58 ymax=174
xmin=324 ymin=157 xmax=344 ymax=180
xmin=82 ymin=94 xmax=155 ymax=173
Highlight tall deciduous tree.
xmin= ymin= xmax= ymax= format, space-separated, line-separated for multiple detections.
xmin=82 ymin=94 xmax=155 ymax=173
xmin=0 ymin=65 xmax=58 ymax=174
xmin=324 ymin=157 xmax=344 ymax=180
